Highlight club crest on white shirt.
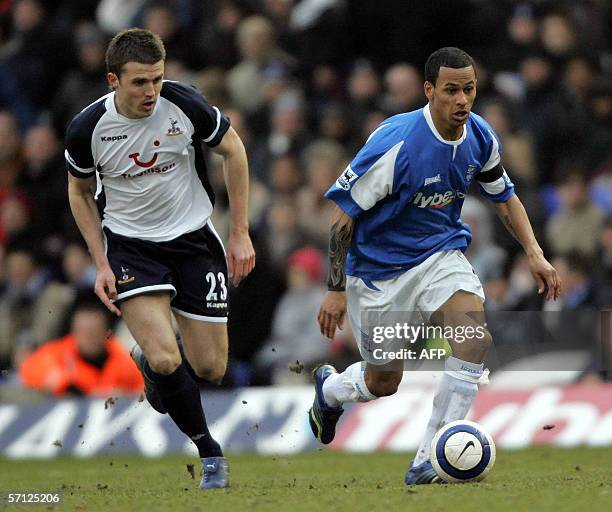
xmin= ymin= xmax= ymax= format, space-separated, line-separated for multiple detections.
xmin=166 ymin=117 xmax=183 ymax=136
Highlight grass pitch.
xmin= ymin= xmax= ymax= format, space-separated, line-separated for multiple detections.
xmin=1 ymin=447 xmax=610 ymax=511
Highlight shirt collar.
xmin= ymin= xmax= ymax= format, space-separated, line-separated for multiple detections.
xmin=423 ymin=103 xmax=467 ymax=147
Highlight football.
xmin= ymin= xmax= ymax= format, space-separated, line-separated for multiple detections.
xmin=430 ymin=420 xmax=496 ymax=483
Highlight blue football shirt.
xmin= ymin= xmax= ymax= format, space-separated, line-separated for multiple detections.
xmin=325 ymin=104 xmax=515 ymax=281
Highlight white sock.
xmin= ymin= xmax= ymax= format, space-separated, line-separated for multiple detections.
xmin=322 ymin=362 xmax=377 ymax=407
xmin=412 ymin=356 xmax=483 ymax=467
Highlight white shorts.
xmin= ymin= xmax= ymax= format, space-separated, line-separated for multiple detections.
xmin=346 ymin=249 xmax=484 ymax=363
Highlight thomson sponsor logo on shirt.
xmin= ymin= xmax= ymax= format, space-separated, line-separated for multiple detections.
xmin=100 ymin=134 xmax=128 ymax=142
xmin=412 ymin=189 xmax=465 ymax=209
xmin=122 ymin=161 xmax=176 ymax=179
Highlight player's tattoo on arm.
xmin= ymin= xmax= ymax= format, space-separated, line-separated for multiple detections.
xmin=501 ymin=214 xmax=520 ymax=242
xmin=327 ymin=218 xmax=354 ymax=291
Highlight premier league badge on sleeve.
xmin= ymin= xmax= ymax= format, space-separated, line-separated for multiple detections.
xmin=337 ymin=166 xmax=358 ymax=190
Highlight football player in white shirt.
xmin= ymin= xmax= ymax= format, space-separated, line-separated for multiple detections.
xmin=66 ymin=29 xmax=255 ymax=489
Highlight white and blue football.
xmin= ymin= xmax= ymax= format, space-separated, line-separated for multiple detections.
xmin=430 ymin=420 xmax=496 ymax=483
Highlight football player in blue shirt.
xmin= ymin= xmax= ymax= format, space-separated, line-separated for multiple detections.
xmin=309 ymin=47 xmax=561 ymax=484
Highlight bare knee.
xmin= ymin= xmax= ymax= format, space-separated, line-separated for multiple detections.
xmin=365 ymin=370 xmax=403 ymax=397
xmin=454 ymin=328 xmax=493 ymax=363
xmin=192 ymin=358 xmax=227 ymax=385
xmin=147 ymin=350 xmax=181 ymax=375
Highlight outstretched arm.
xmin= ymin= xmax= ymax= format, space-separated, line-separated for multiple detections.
xmin=212 ymin=126 xmax=255 ymax=287
xmin=318 ymin=207 xmax=355 ymax=339
xmin=494 ymin=195 xmax=561 ymax=300
xmin=68 ymin=174 xmax=121 ymax=316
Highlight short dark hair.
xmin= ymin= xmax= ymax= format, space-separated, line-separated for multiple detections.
xmin=105 ymin=28 xmax=166 ymax=76
xmin=70 ymin=291 xmax=114 ymax=328
xmin=424 ymin=47 xmax=475 ymax=85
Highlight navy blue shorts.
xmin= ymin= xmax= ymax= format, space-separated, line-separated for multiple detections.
xmin=104 ymin=222 xmax=228 ymax=322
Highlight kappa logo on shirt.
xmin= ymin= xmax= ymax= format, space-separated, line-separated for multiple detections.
xmin=336 ymin=166 xmax=358 ymax=191
xmin=100 ymin=134 xmax=128 ymax=142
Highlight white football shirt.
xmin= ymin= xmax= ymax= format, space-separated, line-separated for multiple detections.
xmin=65 ymin=80 xmax=230 ymax=242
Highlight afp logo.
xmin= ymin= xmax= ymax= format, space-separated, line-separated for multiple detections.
xmin=336 ymin=166 xmax=358 ymax=191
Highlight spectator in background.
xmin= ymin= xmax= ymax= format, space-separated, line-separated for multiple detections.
xmin=346 ymin=59 xmax=381 ymax=133
xmin=0 ymin=0 xmax=74 ymax=130
xmin=586 ymin=79 xmax=612 ymax=174
xmin=549 ymin=252 xmax=604 ymax=311
xmin=95 ymin=0 xmax=146 ymax=34
xmin=20 ymin=124 xmax=76 ymax=246
xmin=540 ymin=11 xmax=577 ymax=67
xmin=194 ymin=67 xmax=230 ymax=111
xmin=462 ymin=197 xmax=507 ymax=284
xmin=381 ymin=63 xmax=424 ymax=115
xmin=62 ymin=240 xmax=96 ymax=293
xmin=479 ymin=99 xmax=537 ymax=187
xmin=316 ymin=103 xmax=353 ymax=149
xmin=208 ymin=148 xmax=270 ymax=242
xmin=198 ymin=0 xmax=246 ymax=70
xmin=227 ymin=15 xmax=296 ymax=113
xmin=51 ymin=23 xmax=109 ymax=137
xmin=517 ymin=53 xmax=558 ymax=182
xmin=544 ymin=252 xmax=607 ymax=358
xmin=19 ymin=302 xmax=143 ymax=396
xmin=546 ymin=169 xmax=605 ymax=258
xmin=0 ymin=111 xmax=24 ymax=192
xmin=256 ymin=90 xmax=310 ymax=177
xmin=0 ymin=191 xmax=30 ymax=247
xmin=595 ymin=218 xmax=612 ymax=286
xmin=254 ymin=246 xmax=328 ymax=384
xmin=0 ymin=244 xmax=72 ymax=370
xmin=297 ymin=139 xmax=345 ymax=249
xmin=269 ymin=153 xmax=302 ymax=197
xmin=48 ymin=240 xmax=99 ymax=336
xmin=479 ymin=98 xmax=543 ymax=237
xmin=141 ymin=0 xmax=202 ymax=71
xmin=261 ymin=195 xmax=305 ymax=270
xmin=488 ymin=2 xmax=540 ymax=72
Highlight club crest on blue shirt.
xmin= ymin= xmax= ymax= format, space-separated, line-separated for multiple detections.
xmin=336 ymin=167 xmax=358 ymax=191
xmin=466 ymin=164 xmax=477 ymax=181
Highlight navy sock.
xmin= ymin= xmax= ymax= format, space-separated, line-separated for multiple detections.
xmin=146 ymin=361 xmax=223 ymax=458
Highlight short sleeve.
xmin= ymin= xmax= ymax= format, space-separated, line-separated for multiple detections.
xmin=475 ymin=129 xmax=515 ymax=202
xmin=160 ymin=81 xmax=230 ymax=147
xmin=325 ymin=123 xmax=406 ymax=217
xmin=481 ymin=129 xmax=502 ymax=172
xmin=64 ymin=98 xmax=106 ymax=179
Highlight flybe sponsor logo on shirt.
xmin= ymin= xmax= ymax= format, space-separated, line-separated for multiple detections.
xmin=412 ymin=189 xmax=466 ymax=209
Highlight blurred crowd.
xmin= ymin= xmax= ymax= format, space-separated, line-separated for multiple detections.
xmin=0 ymin=0 xmax=611 ymax=395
